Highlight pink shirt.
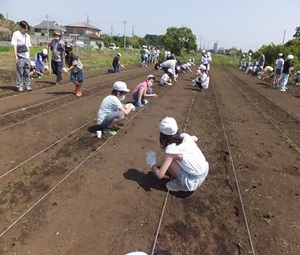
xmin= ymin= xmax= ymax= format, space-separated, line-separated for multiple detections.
xmin=132 ymin=81 xmax=148 ymax=94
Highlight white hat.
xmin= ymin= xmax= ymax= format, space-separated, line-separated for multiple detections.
xmin=199 ymin=64 xmax=206 ymax=71
xmin=278 ymin=53 xmax=283 ymax=57
xmin=117 ymin=53 xmax=121 ymax=57
xmin=248 ymin=53 xmax=252 ymax=56
xmin=207 ymin=52 xmax=211 ymax=56
xmin=159 ymin=117 xmax=178 ymax=135
xmin=287 ymin=54 xmax=294 ymax=60
xmin=113 ymin=81 xmax=130 ymax=92
xmin=147 ymin=74 xmax=155 ymax=80
xmin=202 ymin=49 xmax=206 ymax=54
xmin=30 ymin=61 xmax=35 ymax=67
xmin=42 ymin=49 xmax=48 ymax=55
xmin=187 ymin=63 xmax=191 ymax=67
xmin=167 ymin=68 xmax=173 ymax=74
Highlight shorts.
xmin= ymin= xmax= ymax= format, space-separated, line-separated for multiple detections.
xmin=70 ymin=69 xmax=84 ymax=83
xmin=276 ymin=68 xmax=283 ymax=75
xmin=179 ymin=167 xmax=208 ymax=192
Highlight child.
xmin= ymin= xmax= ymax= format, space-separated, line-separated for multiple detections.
xmin=64 ymin=44 xmax=84 ymax=97
xmin=293 ymin=70 xmax=300 ymax=85
xmin=180 ymin=63 xmax=193 ymax=73
xmin=160 ymin=69 xmax=173 ymax=86
xmin=29 ymin=61 xmax=37 ymax=82
xmin=34 ymin=48 xmax=48 ymax=78
xmin=192 ymin=65 xmax=209 ymax=91
xmin=146 ymin=117 xmax=209 ymax=192
xmin=97 ymin=81 xmax=135 ymax=136
xmin=132 ymin=75 xmax=157 ymax=107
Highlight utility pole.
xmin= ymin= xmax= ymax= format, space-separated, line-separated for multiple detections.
xmin=111 ymin=25 xmax=113 ymax=38
xmin=46 ymin=14 xmax=49 ymax=37
xmin=132 ymin=26 xmax=134 ymax=37
xmin=123 ymin=20 xmax=126 ymax=48
xmin=282 ymin=29 xmax=286 ymax=44
xmin=200 ymin=35 xmax=202 ymax=50
xmin=87 ymin=14 xmax=89 ymax=24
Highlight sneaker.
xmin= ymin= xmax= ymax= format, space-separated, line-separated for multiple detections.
xmin=279 ymin=88 xmax=286 ymax=92
xmin=74 ymin=85 xmax=79 ymax=94
xmin=26 ymin=86 xmax=32 ymax=91
xmin=136 ymin=102 xmax=144 ymax=107
xmin=76 ymin=90 xmax=82 ymax=97
xmin=38 ymin=74 xmax=43 ymax=79
xmin=18 ymin=87 xmax=24 ymax=92
xmin=142 ymin=99 xmax=148 ymax=105
xmin=103 ymin=128 xmax=117 ymax=136
xmin=166 ymin=180 xmax=189 ymax=192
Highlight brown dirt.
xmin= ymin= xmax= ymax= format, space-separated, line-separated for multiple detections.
xmin=0 ymin=63 xmax=299 ymax=255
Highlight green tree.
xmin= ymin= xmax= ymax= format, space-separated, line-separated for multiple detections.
xmin=293 ymin=26 xmax=300 ymax=39
xmin=161 ymin=27 xmax=197 ymax=55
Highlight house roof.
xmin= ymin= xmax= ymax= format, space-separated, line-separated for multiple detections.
xmin=81 ymin=34 xmax=103 ymax=41
xmin=34 ymin=20 xmax=65 ymax=31
xmin=65 ymin=22 xmax=101 ymax=31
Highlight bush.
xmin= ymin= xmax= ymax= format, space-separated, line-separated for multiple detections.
xmin=0 ymin=27 xmax=11 ymax=41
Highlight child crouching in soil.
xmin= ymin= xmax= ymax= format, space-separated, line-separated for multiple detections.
xmin=146 ymin=117 xmax=209 ymax=192
xmin=64 ymin=44 xmax=84 ymax=97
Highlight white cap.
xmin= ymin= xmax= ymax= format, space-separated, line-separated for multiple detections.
xmin=167 ymin=68 xmax=173 ymax=74
xmin=278 ymin=53 xmax=283 ymax=57
xmin=117 ymin=53 xmax=121 ymax=57
xmin=159 ymin=117 xmax=178 ymax=135
xmin=147 ymin=74 xmax=155 ymax=80
xmin=42 ymin=49 xmax=48 ymax=55
xmin=187 ymin=63 xmax=191 ymax=67
xmin=287 ymin=54 xmax=294 ymax=60
xmin=248 ymin=53 xmax=252 ymax=56
xmin=207 ymin=52 xmax=211 ymax=56
xmin=113 ymin=81 xmax=130 ymax=92
xmin=199 ymin=64 xmax=206 ymax=70
xmin=30 ymin=61 xmax=35 ymax=67
xmin=202 ymin=49 xmax=206 ymax=54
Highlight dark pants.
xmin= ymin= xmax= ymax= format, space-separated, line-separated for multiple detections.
xmin=51 ymin=60 xmax=63 ymax=82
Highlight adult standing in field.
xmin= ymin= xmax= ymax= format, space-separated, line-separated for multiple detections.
xmin=206 ymin=52 xmax=212 ymax=74
xmin=200 ymin=50 xmax=208 ymax=70
xmin=273 ymin=53 xmax=284 ymax=86
xmin=112 ymin=53 xmax=124 ymax=73
xmin=279 ymin=54 xmax=294 ymax=92
xmin=145 ymin=117 xmax=209 ymax=192
xmin=258 ymin=52 xmax=265 ymax=68
xmin=11 ymin=20 xmax=32 ymax=92
xmin=48 ymin=31 xmax=65 ymax=85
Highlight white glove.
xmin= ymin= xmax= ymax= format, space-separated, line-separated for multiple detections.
xmin=44 ymin=65 xmax=49 ymax=71
xmin=146 ymin=151 xmax=156 ymax=167
xmin=125 ymin=103 xmax=135 ymax=111
xmin=62 ymin=67 xmax=68 ymax=73
xmin=121 ymin=64 xmax=124 ymax=68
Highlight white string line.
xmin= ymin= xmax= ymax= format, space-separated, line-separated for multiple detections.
xmin=0 ymin=86 xmax=170 ymax=238
xmin=225 ymin=67 xmax=300 ymax=122
xmin=0 ymin=86 xmax=110 ymax=132
xmin=150 ymin=90 xmax=196 ymax=255
xmin=213 ymin=69 xmax=256 ymax=255
xmin=0 ymin=118 xmax=95 ymax=179
xmin=224 ymin=70 xmax=300 ymax=152
xmin=0 ymin=68 xmax=156 ymax=131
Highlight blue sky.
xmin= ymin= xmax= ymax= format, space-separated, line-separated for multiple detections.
xmin=1 ymin=0 xmax=299 ymax=52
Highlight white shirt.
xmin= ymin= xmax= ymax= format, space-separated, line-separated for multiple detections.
xmin=160 ymin=73 xmax=170 ymax=85
xmin=11 ymin=30 xmax=31 ymax=59
xmin=165 ymin=133 xmax=209 ymax=176
xmin=97 ymin=95 xmax=123 ymax=124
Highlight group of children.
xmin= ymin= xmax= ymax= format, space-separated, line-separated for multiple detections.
xmin=239 ymin=52 xmax=299 ymax=92
xmin=96 ymin=81 xmax=209 ymax=193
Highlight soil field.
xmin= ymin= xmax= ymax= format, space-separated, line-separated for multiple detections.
xmin=0 ymin=63 xmax=299 ymax=255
